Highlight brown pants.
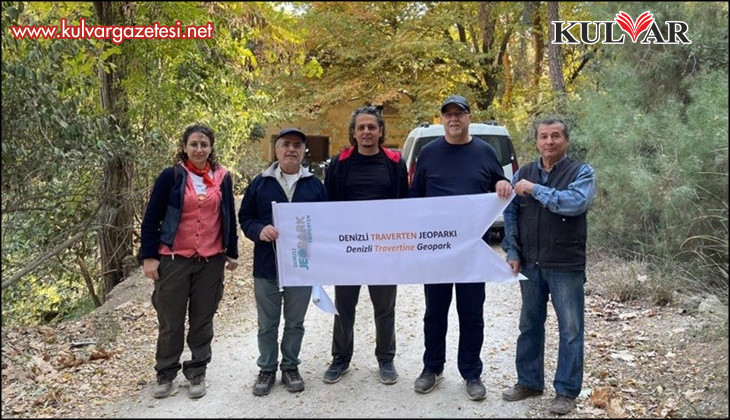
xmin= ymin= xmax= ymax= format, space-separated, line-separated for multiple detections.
xmin=152 ymin=253 xmax=225 ymax=380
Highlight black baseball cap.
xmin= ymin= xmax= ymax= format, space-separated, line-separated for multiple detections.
xmin=440 ymin=95 xmax=471 ymax=113
xmin=276 ymin=128 xmax=306 ymax=143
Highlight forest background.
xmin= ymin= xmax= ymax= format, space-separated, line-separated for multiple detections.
xmin=1 ymin=1 xmax=727 ymax=330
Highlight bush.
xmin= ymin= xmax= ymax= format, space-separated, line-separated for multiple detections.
xmin=573 ymin=64 xmax=728 ymax=302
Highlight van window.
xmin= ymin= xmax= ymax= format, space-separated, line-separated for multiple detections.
xmin=411 ymin=135 xmax=513 ymax=167
xmin=402 ymin=136 xmax=415 ymax=161
xmin=477 ymin=135 xmax=513 ymax=167
xmin=411 ymin=136 xmax=440 ymax=165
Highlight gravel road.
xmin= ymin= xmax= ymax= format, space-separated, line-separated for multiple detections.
xmin=105 ymin=256 xmax=552 ymax=418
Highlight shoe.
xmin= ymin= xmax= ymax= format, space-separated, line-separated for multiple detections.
xmin=378 ymin=361 xmax=398 ymax=385
xmin=414 ymin=370 xmax=443 ymax=394
xmin=549 ymin=394 xmax=576 ymax=415
xmin=282 ymin=369 xmax=305 ymax=393
xmin=323 ymin=357 xmax=350 ymax=384
xmin=502 ymin=383 xmax=544 ymax=401
xmin=188 ymin=375 xmax=206 ymax=399
xmin=252 ymin=371 xmax=276 ymax=396
xmin=152 ymin=377 xmax=174 ymax=399
xmin=466 ymin=378 xmax=486 ymax=401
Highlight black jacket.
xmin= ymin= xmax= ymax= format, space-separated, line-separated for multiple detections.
xmin=324 ymin=146 xmax=408 ymax=201
xmin=238 ymin=163 xmax=328 ymax=280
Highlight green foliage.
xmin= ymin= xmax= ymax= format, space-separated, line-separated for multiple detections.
xmin=2 ymin=1 xmax=107 ymax=325
xmin=2 ymin=1 xmax=309 ymax=326
xmin=2 ymin=1 xmax=727 ymax=324
xmin=571 ymin=2 xmax=728 ymax=300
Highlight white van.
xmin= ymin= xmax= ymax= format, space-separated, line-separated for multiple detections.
xmin=401 ymin=121 xmax=519 ymax=240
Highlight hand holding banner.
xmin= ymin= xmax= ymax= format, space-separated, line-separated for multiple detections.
xmin=272 ymin=193 xmax=526 ymax=288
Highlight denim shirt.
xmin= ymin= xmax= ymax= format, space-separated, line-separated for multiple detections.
xmin=502 ymin=156 xmax=596 ymax=263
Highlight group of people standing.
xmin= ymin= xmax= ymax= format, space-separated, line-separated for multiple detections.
xmin=139 ymin=94 xmax=595 ymax=416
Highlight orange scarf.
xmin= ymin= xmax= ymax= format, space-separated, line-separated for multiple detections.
xmin=184 ymin=160 xmax=214 ymax=187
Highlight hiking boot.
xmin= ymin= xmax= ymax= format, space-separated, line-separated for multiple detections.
xmin=466 ymin=378 xmax=486 ymax=401
xmin=414 ymin=370 xmax=443 ymax=394
xmin=252 ymin=371 xmax=276 ymax=396
xmin=378 ymin=360 xmax=398 ymax=385
xmin=152 ymin=377 xmax=174 ymax=399
xmin=188 ymin=375 xmax=206 ymax=399
xmin=549 ymin=394 xmax=576 ymax=415
xmin=502 ymin=383 xmax=544 ymax=401
xmin=323 ymin=357 xmax=350 ymax=384
xmin=282 ymin=369 xmax=305 ymax=393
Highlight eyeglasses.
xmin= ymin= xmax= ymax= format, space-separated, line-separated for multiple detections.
xmin=442 ymin=111 xmax=469 ymax=119
xmin=277 ymin=141 xmax=304 ymax=150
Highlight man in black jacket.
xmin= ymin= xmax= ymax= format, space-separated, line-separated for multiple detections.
xmin=239 ymin=128 xmax=328 ymax=396
xmin=322 ymin=106 xmax=408 ymax=386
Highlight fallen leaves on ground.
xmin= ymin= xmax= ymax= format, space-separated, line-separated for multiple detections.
xmin=1 ymin=241 xmax=727 ymax=418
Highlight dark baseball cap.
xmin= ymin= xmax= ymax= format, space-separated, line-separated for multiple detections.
xmin=440 ymin=94 xmax=470 ymax=113
xmin=276 ymin=127 xmax=306 ymax=143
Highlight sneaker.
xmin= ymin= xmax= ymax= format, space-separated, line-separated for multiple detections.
xmin=549 ymin=394 xmax=576 ymax=415
xmin=378 ymin=360 xmax=398 ymax=385
xmin=323 ymin=357 xmax=350 ymax=384
xmin=466 ymin=378 xmax=486 ymax=401
xmin=152 ymin=377 xmax=174 ymax=399
xmin=188 ymin=375 xmax=206 ymax=399
xmin=252 ymin=371 xmax=276 ymax=396
xmin=414 ymin=370 xmax=443 ymax=394
xmin=282 ymin=369 xmax=305 ymax=393
xmin=502 ymin=383 xmax=544 ymax=401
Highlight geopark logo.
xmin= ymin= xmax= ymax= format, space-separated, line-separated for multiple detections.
xmin=291 ymin=215 xmax=312 ymax=270
xmin=552 ymin=11 xmax=691 ymax=45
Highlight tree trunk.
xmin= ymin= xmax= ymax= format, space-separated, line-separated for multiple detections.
xmin=76 ymin=252 xmax=102 ymax=308
xmin=472 ymin=2 xmax=498 ymax=113
xmin=501 ymin=50 xmax=512 ymax=108
xmin=95 ymin=1 xmax=134 ymax=299
xmin=532 ymin=2 xmax=544 ymax=90
xmin=547 ymin=1 xmax=566 ymax=110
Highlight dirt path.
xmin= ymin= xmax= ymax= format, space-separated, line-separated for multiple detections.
xmin=104 ymin=276 xmax=550 ymax=418
xmin=3 ymin=235 xmax=727 ymax=418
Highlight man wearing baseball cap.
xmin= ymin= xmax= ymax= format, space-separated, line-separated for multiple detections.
xmin=410 ymin=94 xmax=513 ymax=401
xmin=239 ymin=127 xmax=327 ymax=396
xmin=440 ymin=94 xmax=471 ymax=113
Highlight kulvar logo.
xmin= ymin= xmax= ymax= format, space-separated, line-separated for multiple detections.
xmin=552 ymin=10 xmax=691 ymax=45
xmin=614 ymin=11 xmax=654 ymax=42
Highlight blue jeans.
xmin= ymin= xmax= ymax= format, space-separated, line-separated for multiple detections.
xmin=516 ymin=265 xmax=585 ymax=398
xmin=254 ymin=277 xmax=311 ymax=372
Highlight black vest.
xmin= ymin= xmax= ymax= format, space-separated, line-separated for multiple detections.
xmin=517 ymin=157 xmax=587 ymax=270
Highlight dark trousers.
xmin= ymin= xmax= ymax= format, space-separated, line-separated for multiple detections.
xmin=152 ymin=253 xmax=225 ymax=381
xmin=331 ymin=285 xmax=397 ymax=363
xmin=422 ymin=282 xmax=485 ymax=380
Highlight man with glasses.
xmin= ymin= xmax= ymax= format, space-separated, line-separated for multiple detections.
xmin=239 ymin=128 xmax=328 ymax=396
xmin=410 ymin=95 xmax=513 ymax=401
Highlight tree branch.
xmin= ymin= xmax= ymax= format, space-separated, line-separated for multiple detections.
xmin=2 ymin=206 xmax=101 ymax=290
xmin=2 ymin=230 xmax=89 ymax=290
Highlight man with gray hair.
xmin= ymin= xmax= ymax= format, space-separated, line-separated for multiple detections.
xmin=501 ymin=118 xmax=595 ymax=415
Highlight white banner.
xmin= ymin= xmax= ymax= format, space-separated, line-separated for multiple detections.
xmin=272 ymin=193 xmax=526 ymax=288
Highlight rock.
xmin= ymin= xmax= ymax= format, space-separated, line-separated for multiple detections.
xmin=96 ymin=271 xmax=153 ymax=315
xmin=698 ymin=294 xmax=727 ymax=319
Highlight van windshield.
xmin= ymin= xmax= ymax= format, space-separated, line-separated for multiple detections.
xmin=413 ymin=135 xmax=513 ymax=166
